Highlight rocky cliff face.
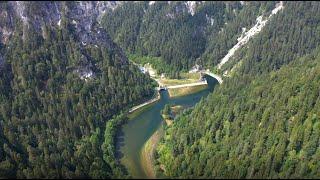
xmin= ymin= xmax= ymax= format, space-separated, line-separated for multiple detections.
xmin=1 ymin=1 xmax=204 ymax=45
xmin=0 ymin=1 xmax=128 ymax=74
xmin=0 ymin=1 xmax=123 ymax=43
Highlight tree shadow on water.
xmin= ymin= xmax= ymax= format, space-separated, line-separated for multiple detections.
xmin=115 ymin=129 xmax=125 ymax=160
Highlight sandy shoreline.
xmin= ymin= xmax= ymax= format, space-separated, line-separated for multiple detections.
xmin=140 ymin=124 xmax=164 ymax=179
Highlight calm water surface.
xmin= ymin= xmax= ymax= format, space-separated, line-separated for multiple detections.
xmin=116 ymin=75 xmax=218 ymax=178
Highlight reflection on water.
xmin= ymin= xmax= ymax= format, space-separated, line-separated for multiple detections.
xmin=116 ymin=75 xmax=218 ymax=178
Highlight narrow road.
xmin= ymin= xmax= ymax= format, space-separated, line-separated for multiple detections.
xmin=129 ymin=92 xmax=160 ymax=113
xmin=128 ymin=62 xmax=223 ymax=113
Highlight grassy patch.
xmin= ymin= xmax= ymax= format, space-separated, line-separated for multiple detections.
xmin=171 ymin=105 xmax=184 ymax=116
xmin=159 ymin=72 xmax=201 ymax=86
xmin=127 ymin=54 xmax=172 ymax=75
xmin=181 ymin=72 xmax=201 ymax=79
xmin=168 ymin=84 xmax=208 ymax=98
xmin=161 ymin=114 xmax=173 ymax=126
xmin=165 ymin=119 xmax=173 ymax=126
xmin=161 ymin=105 xmax=184 ymax=126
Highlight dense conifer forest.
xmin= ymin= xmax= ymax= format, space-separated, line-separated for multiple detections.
xmin=0 ymin=1 xmax=320 ymax=179
xmin=154 ymin=2 xmax=320 ymax=178
xmin=0 ymin=2 xmax=154 ymax=178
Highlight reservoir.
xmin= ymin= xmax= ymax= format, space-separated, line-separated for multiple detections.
xmin=116 ymin=75 xmax=218 ymax=178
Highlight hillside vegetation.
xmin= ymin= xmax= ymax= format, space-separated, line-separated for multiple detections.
xmin=155 ymin=2 xmax=320 ymax=178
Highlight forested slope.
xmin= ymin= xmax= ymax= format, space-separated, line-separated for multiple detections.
xmin=1 ymin=1 xmax=320 ymax=179
xmin=155 ymin=1 xmax=320 ymax=178
xmin=0 ymin=2 xmax=154 ymax=178
xmin=102 ymin=1 xmax=277 ymax=75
